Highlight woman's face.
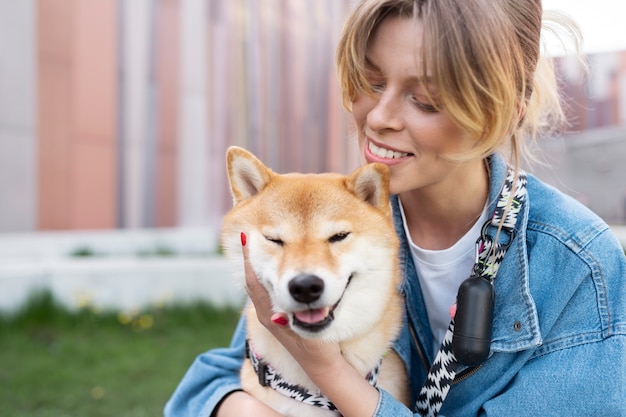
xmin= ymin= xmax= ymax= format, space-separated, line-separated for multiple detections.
xmin=352 ymin=16 xmax=480 ymax=196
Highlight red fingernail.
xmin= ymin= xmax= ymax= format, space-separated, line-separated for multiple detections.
xmin=240 ymin=232 xmax=247 ymax=246
xmin=271 ymin=315 xmax=288 ymax=326
xmin=449 ymin=303 xmax=457 ymax=319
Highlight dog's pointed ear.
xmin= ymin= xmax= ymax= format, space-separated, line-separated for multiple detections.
xmin=346 ymin=163 xmax=391 ymax=215
xmin=226 ymin=146 xmax=274 ymax=205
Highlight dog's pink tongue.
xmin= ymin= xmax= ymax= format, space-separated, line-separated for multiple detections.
xmin=294 ymin=308 xmax=328 ymax=324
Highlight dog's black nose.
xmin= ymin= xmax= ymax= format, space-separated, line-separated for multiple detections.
xmin=288 ymin=274 xmax=324 ymax=303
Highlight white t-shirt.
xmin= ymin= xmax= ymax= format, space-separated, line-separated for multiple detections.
xmin=399 ymin=199 xmax=489 ymax=354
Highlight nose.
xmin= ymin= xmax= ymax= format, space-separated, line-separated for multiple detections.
xmin=367 ymin=90 xmax=403 ymax=132
xmin=288 ymin=274 xmax=325 ymax=304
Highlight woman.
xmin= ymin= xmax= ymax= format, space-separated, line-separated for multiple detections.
xmin=165 ymin=0 xmax=626 ymax=415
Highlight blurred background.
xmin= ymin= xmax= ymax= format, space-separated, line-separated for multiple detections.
xmin=0 ymin=0 xmax=624 ymax=310
xmin=0 ymin=1 xmax=624 ymax=415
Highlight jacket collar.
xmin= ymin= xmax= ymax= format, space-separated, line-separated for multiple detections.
xmin=486 ymin=154 xmax=541 ymax=352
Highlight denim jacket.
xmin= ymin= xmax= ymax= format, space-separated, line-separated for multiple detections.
xmin=165 ymin=154 xmax=626 ymax=417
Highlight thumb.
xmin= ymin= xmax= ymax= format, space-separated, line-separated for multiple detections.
xmin=241 ymin=232 xmax=275 ymax=321
xmin=241 ymin=232 xmax=260 ymax=290
xmin=241 ymin=232 xmax=288 ymax=328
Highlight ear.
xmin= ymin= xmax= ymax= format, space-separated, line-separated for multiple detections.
xmin=226 ymin=146 xmax=274 ymax=205
xmin=346 ymin=163 xmax=391 ymax=215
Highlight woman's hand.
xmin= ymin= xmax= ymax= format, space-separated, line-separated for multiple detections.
xmin=240 ymin=233 xmax=380 ymax=417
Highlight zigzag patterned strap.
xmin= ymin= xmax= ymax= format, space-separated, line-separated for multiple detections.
xmin=415 ymin=167 xmax=527 ymax=417
xmin=246 ymin=340 xmax=381 ymax=413
xmin=415 ymin=321 xmax=458 ymax=416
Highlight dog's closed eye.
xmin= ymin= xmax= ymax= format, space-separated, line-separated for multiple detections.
xmin=328 ymin=232 xmax=350 ymax=243
xmin=264 ymin=235 xmax=284 ymax=246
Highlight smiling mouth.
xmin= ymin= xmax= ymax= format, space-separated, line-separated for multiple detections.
xmin=368 ymin=141 xmax=411 ymax=160
xmin=291 ymin=275 xmax=353 ymax=333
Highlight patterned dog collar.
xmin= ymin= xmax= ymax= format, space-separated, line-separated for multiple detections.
xmin=246 ymin=340 xmax=381 ymax=413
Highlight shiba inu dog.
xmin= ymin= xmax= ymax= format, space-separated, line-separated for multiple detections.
xmin=221 ymin=146 xmax=408 ymax=417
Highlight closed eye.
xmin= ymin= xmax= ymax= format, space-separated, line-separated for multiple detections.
xmin=410 ymin=95 xmax=439 ymax=113
xmin=364 ymin=63 xmax=385 ymax=95
xmin=328 ymin=232 xmax=350 ymax=243
xmin=264 ymin=236 xmax=284 ymax=246
xmin=369 ymin=82 xmax=385 ymax=93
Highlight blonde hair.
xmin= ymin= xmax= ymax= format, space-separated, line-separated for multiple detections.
xmin=336 ymin=0 xmax=583 ymax=170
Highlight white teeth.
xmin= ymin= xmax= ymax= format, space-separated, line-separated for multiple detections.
xmin=369 ymin=141 xmax=409 ymax=159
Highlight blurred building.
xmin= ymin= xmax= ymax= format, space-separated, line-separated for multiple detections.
xmin=0 ymin=0 xmax=354 ymax=232
xmin=556 ymin=51 xmax=626 ymax=130
xmin=0 ymin=0 xmax=625 ymax=233
xmin=536 ymin=52 xmax=626 ymax=224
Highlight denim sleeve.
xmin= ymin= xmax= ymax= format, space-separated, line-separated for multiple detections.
xmin=374 ymin=389 xmax=419 ymax=417
xmin=164 ymin=315 xmax=247 ymax=417
xmin=480 ymin=335 xmax=626 ymax=416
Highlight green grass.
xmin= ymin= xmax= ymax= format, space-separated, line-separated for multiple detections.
xmin=0 ymin=290 xmax=241 ymax=417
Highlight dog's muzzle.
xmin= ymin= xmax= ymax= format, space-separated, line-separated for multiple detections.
xmin=289 ymin=273 xmax=353 ymax=332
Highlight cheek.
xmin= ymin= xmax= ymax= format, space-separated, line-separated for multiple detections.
xmin=417 ymin=117 xmax=474 ymax=154
xmin=445 ymin=126 xmax=477 ymax=153
xmin=350 ymin=104 xmax=370 ymax=152
xmin=350 ymin=97 xmax=372 ymax=129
